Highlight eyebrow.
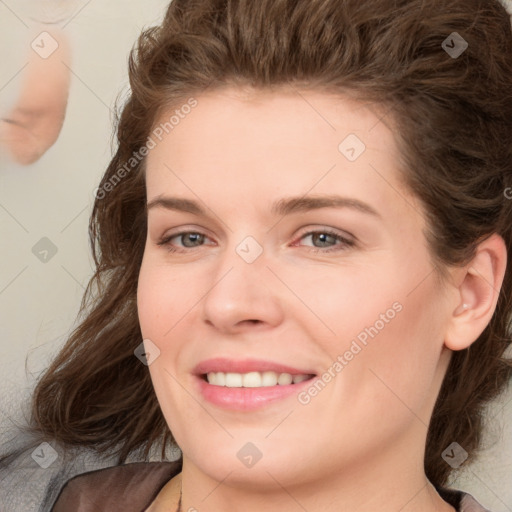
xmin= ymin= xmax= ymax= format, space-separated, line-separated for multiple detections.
xmin=146 ymin=194 xmax=381 ymax=218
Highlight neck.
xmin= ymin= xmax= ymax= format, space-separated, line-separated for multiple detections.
xmin=178 ymin=450 xmax=455 ymax=512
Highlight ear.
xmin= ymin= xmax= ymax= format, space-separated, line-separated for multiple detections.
xmin=444 ymin=233 xmax=507 ymax=351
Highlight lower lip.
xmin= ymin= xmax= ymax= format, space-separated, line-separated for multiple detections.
xmin=195 ymin=375 xmax=315 ymax=411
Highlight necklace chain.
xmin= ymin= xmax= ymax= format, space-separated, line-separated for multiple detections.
xmin=176 ymin=482 xmax=182 ymax=512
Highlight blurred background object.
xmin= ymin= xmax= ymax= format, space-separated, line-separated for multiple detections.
xmin=17 ymin=0 xmax=85 ymax=25
xmin=0 ymin=26 xmax=71 ymax=165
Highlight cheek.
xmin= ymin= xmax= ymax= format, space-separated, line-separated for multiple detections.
xmin=309 ymin=252 xmax=447 ymax=413
xmin=137 ymin=257 xmax=195 ymax=338
xmin=334 ymin=280 xmax=447 ymax=429
xmin=137 ymin=262 xmax=163 ymax=338
xmin=136 ymin=259 xmax=192 ymax=431
xmin=288 ymin=262 xmax=401 ymax=354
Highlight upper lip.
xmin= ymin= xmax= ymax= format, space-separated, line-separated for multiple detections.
xmin=193 ymin=358 xmax=316 ymax=376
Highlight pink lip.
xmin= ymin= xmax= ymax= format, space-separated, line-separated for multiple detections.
xmin=193 ymin=357 xmax=315 ymax=376
xmin=195 ymin=376 xmax=315 ymax=411
xmin=192 ymin=358 xmax=317 ymax=411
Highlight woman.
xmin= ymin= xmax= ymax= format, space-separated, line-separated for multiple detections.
xmin=2 ymin=0 xmax=512 ymax=510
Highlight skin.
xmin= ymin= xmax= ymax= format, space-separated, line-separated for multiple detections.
xmin=138 ymin=86 xmax=507 ymax=512
xmin=0 ymin=27 xmax=70 ymax=165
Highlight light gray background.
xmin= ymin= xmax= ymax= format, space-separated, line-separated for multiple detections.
xmin=0 ymin=0 xmax=511 ymax=510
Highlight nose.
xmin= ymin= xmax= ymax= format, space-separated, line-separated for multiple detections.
xmin=201 ymin=246 xmax=285 ymax=334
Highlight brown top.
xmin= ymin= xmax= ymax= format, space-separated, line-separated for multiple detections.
xmin=50 ymin=461 xmax=491 ymax=512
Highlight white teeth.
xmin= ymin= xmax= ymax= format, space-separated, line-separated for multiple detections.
xmin=205 ymin=371 xmax=312 ymax=387
xmin=214 ymin=372 xmax=226 ymax=386
xmin=292 ymin=374 xmax=309 ymax=384
xmin=243 ymin=372 xmax=262 ymax=387
xmin=261 ymin=371 xmax=277 ymax=386
xmin=225 ymin=373 xmax=242 ymax=387
xmin=278 ymin=373 xmax=293 ymax=385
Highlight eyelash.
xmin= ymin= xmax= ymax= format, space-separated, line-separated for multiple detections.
xmin=157 ymin=228 xmax=356 ymax=254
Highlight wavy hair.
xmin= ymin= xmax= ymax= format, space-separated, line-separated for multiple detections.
xmin=10 ymin=0 xmax=512 ymax=489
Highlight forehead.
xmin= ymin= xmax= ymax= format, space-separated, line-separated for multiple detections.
xmin=144 ymin=86 xmax=421 ymax=221
xmin=150 ymin=86 xmax=393 ymax=150
xmin=147 ymin=87 xmax=396 ymax=170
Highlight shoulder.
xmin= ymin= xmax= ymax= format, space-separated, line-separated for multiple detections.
xmin=437 ymin=485 xmax=492 ymax=512
xmin=459 ymin=492 xmax=492 ymax=512
xmin=50 ymin=460 xmax=181 ymax=512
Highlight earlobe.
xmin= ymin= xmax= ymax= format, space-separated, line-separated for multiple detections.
xmin=452 ymin=302 xmax=470 ymax=316
xmin=444 ymin=234 xmax=507 ymax=351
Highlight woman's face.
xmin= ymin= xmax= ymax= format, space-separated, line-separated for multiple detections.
xmin=137 ymin=87 xmax=455 ymax=487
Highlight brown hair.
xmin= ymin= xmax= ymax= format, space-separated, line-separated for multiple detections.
xmin=25 ymin=0 xmax=512 ymax=488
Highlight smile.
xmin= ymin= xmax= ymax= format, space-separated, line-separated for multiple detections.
xmin=204 ymin=371 xmax=314 ymax=387
xmin=195 ymin=373 xmax=317 ymax=411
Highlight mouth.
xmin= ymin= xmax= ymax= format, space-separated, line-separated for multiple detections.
xmin=195 ymin=372 xmax=317 ymax=411
xmin=200 ymin=371 xmax=316 ymax=387
xmin=192 ymin=359 xmax=319 ymax=411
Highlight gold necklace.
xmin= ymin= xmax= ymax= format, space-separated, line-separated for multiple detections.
xmin=176 ymin=483 xmax=182 ymax=512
